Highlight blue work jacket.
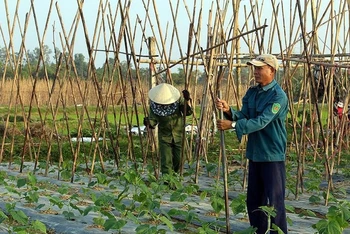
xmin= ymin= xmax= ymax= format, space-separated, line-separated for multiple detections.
xmin=227 ymin=80 xmax=288 ymax=162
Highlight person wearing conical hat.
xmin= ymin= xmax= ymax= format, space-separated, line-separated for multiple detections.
xmin=144 ymin=83 xmax=193 ymax=175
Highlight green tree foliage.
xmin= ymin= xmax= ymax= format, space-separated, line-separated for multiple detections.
xmin=74 ymin=53 xmax=88 ymax=79
xmin=171 ymin=67 xmax=203 ymax=86
xmin=0 ymin=46 xmax=205 ymax=84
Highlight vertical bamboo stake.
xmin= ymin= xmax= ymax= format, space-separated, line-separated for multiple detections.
xmin=217 ymin=79 xmax=231 ymax=234
xmin=148 ymin=36 xmax=159 ymax=178
xmin=179 ymin=22 xmax=193 ymax=176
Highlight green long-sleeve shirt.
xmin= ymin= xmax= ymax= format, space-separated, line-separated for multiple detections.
xmin=227 ymin=80 xmax=288 ymax=162
xmin=148 ymin=98 xmax=193 ymax=143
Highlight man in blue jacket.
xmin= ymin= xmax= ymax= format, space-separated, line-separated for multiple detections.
xmin=216 ymin=54 xmax=288 ymax=234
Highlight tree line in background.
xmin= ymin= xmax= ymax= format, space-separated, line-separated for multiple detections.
xmin=1 ymin=45 xmax=348 ymax=103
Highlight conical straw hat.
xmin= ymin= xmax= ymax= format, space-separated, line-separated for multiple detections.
xmin=148 ymin=83 xmax=180 ymax=105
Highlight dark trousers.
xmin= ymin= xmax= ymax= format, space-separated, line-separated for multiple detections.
xmin=159 ymin=139 xmax=181 ymax=174
xmin=247 ymin=160 xmax=288 ymax=234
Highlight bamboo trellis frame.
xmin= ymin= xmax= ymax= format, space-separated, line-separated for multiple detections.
xmin=0 ymin=0 xmax=349 ymax=205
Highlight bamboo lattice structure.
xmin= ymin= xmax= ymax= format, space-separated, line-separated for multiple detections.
xmin=0 ymin=0 xmax=349 ymax=205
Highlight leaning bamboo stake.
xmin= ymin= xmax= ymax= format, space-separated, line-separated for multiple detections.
xmin=130 ymin=15 xmax=158 ymax=171
xmin=180 ymin=0 xmax=205 ymax=167
xmin=19 ymin=9 xmax=44 ymax=173
xmin=120 ymin=4 xmax=145 ymax=172
xmin=179 ymin=22 xmax=193 ymax=176
xmin=2 ymin=1 xmax=32 ymax=165
xmin=194 ymin=1 xmax=215 ymax=183
xmin=56 ymin=1 xmax=94 ymax=182
xmin=217 ymin=67 xmax=231 ymax=233
xmin=129 ymin=28 xmax=154 ymax=171
xmin=94 ymin=2 xmax=120 ymax=165
xmin=29 ymin=0 xmax=56 ymax=174
xmin=81 ymin=0 xmax=113 ymax=178
xmin=78 ymin=0 xmax=128 ymax=177
xmin=154 ymin=25 xmax=268 ymax=77
xmin=0 ymin=10 xmax=26 ymax=163
xmin=151 ymin=0 xmax=173 ymax=82
xmin=168 ymin=0 xmax=185 ymax=63
xmin=177 ymin=1 xmax=199 ymax=173
xmin=324 ymin=0 xmax=346 ymax=205
xmin=123 ymin=6 xmax=150 ymax=169
xmin=83 ymin=0 xmax=109 ymax=177
xmin=187 ymin=4 xmax=204 ymax=163
xmin=296 ymin=0 xmax=334 ymax=205
xmin=110 ymin=0 xmax=139 ymax=171
xmin=55 ymin=4 xmax=82 ymax=178
xmin=103 ymin=2 xmax=123 ymax=168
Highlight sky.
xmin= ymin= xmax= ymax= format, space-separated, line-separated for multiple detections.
xmin=0 ymin=0 xmax=217 ymax=67
xmin=0 ymin=0 xmax=347 ymax=68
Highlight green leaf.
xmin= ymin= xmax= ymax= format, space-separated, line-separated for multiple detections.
xmin=271 ymin=223 xmax=285 ymax=234
xmin=170 ymin=191 xmax=187 ymax=202
xmin=70 ymin=193 xmax=79 ymax=201
xmin=100 ymin=210 xmax=115 ymax=219
xmin=230 ymin=194 xmax=246 ymax=215
xmin=0 ymin=210 xmax=8 ymax=223
xmin=210 ymin=195 xmax=224 ymax=213
xmin=26 ymin=191 xmax=39 ymax=203
xmin=198 ymin=223 xmax=220 ymax=234
xmin=57 ymin=186 xmax=69 ymax=195
xmin=309 ymin=195 xmax=321 ymax=204
xmin=133 ymin=192 xmax=147 ymax=202
xmin=305 ymin=209 xmax=316 ymax=217
xmin=9 ymin=210 xmax=28 ymax=225
xmin=62 ymin=211 xmax=75 ymax=220
xmin=159 ymin=216 xmax=174 ymax=232
xmin=104 ymin=218 xmax=127 ymax=231
xmin=234 ymin=226 xmax=257 ymax=234
xmin=205 ymin=163 xmax=217 ymax=173
xmin=35 ymin=204 xmax=45 ymax=210
xmin=5 ymin=185 xmax=21 ymax=195
xmin=32 ymin=220 xmax=47 ymax=233
xmin=103 ymin=217 xmax=117 ymax=231
xmin=88 ymin=181 xmax=97 ymax=187
xmin=168 ymin=208 xmax=184 ymax=216
xmin=49 ymin=196 xmax=64 ymax=209
xmin=12 ymin=227 xmax=27 ymax=233
xmin=184 ymin=211 xmax=198 ymax=223
xmin=314 ymin=219 xmax=343 ymax=234
xmin=199 ymin=191 xmax=207 ymax=200
xmin=27 ymin=172 xmax=37 ymax=186
xmin=96 ymin=173 xmax=107 ymax=185
xmin=5 ymin=203 xmax=16 ymax=211
xmin=259 ymin=206 xmax=277 ymax=217
xmin=285 ymin=204 xmax=295 ymax=213
xmin=83 ymin=205 xmax=95 ymax=216
xmin=339 ymin=203 xmax=350 ymax=222
xmin=69 ymin=202 xmax=83 ymax=214
xmin=0 ymin=171 xmax=7 ymax=185
xmin=93 ymin=216 xmax=105 ymax=226
xmin=17 ymin=178 xmax=27 ymax=188
xmin=126 ymin=211 xmax=141 ymax=224
xmin=135 ymin=224 xmax=157 ymax=234
xmin=60 ymin=170 xmax=71 ymax=181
